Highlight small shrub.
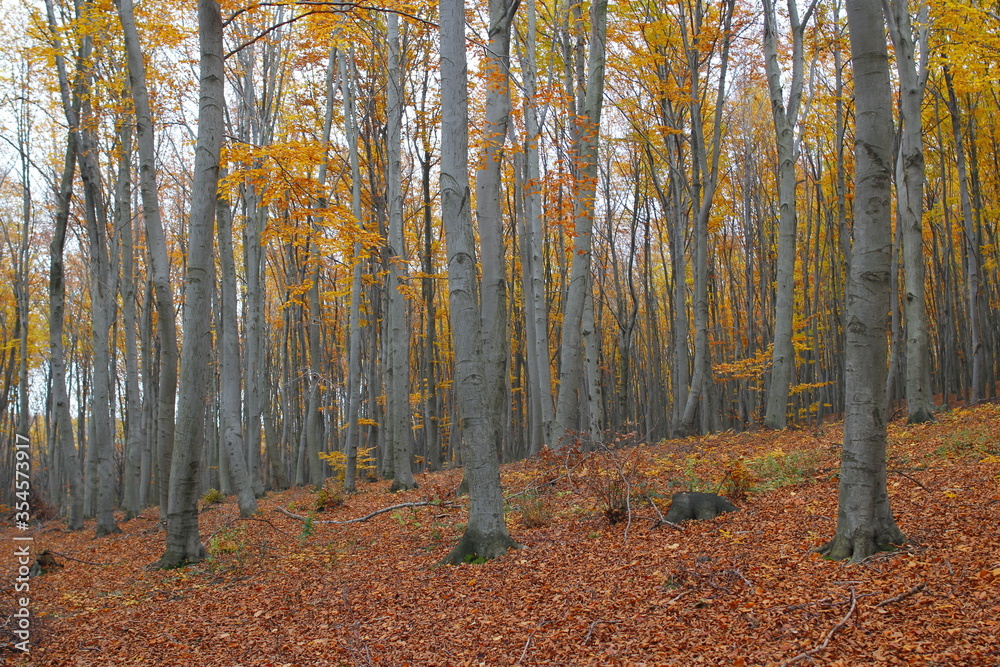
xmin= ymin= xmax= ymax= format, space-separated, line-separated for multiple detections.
xmin=721 ymin=458 xmax=759 ymax=501
xmin=518 ymin=492 xmax=552 ymax=529
xmin=313 ymin=479 xmax=345 ymax=512
xmin=207 ymin=524 xmax=246 ymax=556
xmin=318 ymin=446 xmax=378 ymax=485
xmin=201 ymin=488 xmax=225 ymax=505
xmin=579 ymin=437 xmax=649 ymax=525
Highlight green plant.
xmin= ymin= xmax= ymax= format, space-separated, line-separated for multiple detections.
xmin=518 ymin=492 xmax=552 ymax=529
xmin=682 ymin=454 xmax=703 ymax=491
xmin=201 ymin=488 xmax=224 ymax=505
xmin=300 ymin=514 xmax=316 ymax=541
xmin=934 ymin=426 xmax=998 ymax=459
xmin=749 ymin=449 xmax=820 ymax=490
xmin=313 ymin=478 xmax=345 ymax=512
xmin=462 ymin=553 xmax=488 ymax=565
xmin=207 ymin=524 xmax=246 ymax=555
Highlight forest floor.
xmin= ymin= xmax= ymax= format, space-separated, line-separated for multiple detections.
xmin=3 ymin=404 xmax=1000 ymax=666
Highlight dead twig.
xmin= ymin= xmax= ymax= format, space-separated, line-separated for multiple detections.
xmin=889 ymin=469 xmax=932 ymax=492
xmin=583 ymin=619 xmax=618 ymax=644
xmin=517 ymin=619 xmax=552 ymax=665
xmin=875 ymin=582 xmax=926 ymax=607
xmin=646 ymin=493 xmax=684 ymax=531
xmin=275 ymin=501 xmax=451 ymax=525
xmin=43 ymin=551 xmax=110 ymax=566
xmin=779 ymin=587 xmax=857 ymax=666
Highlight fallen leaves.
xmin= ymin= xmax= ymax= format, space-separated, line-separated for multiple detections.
xmin=4 ymin=405 xmax=1000 ymax=665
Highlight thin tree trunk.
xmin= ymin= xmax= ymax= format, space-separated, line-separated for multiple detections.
xmin=554 ymin=0 xmax=609 ymax=446
xmin=885 ymin=0 xmax=935 ymax=422
xmin=763 ymin=0 xmax=818 ymax=429
xmin=386 ymin=13 xmax=417 ymax=491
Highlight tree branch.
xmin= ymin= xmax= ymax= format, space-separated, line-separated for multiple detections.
xmin=275 ymin=500 xmax=452 ymax=525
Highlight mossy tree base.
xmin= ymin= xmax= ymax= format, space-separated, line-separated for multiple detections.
xmin=439 ymin=528 xmax=522 ymax=565
xmin=389 ymin=479 xmax=419 ymax=493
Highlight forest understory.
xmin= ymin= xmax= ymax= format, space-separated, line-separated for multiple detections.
xmin=3 ymin=403 xmax=999 ymax=667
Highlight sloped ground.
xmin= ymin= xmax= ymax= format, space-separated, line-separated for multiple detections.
xmin=3 ymin=404 xmax=999 ymax=666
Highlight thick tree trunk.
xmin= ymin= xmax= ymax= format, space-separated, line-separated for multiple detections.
xmin=477 ymin=0 xmax=520 ymax=461
xmin=820 ymin=0 xmax=906 ymax=563
xmin=158 ymin=0 xmax=224 ymax=567
xmin=439 ymin=0 xmax=520 ymax=563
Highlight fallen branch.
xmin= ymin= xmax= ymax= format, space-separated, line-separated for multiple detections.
xmin=779 ymin=587 xmax=856 ymax=666
xmin=45 ymin=551 xmax=110 ymax=566
xmin=516 ymin=619 xmax=552 ymax=665
xmin=583 ymin=619 xmax=618 ymax=644
xmin=275 ymin=501 xmax=451 ymax=525
xmin=646 ymin=493 xmax=684 ymax=531
xmin=875 ymin=582 xmax=926 ymax=607
xmin=889 ymin=469 xmax=931 ymax=492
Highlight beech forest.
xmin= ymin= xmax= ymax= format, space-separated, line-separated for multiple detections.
xmin=0 ymin=0 xmax=999 ymax=663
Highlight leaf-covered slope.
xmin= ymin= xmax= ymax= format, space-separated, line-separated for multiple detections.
xmin=5 ymin=405 xmax=999 ymax=666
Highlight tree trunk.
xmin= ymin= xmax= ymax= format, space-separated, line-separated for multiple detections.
xmin=341 ymin=46 xmax=365 ymax=493
xmin=158 ymin=0 xmax=224 ymax=567
xmin=439 ymin=0 xmax=520 ymax=563
xmin=820 ymin=0 xmax=906 ymax=563
xmin=387 ymin=14 xmax=417 ymax=491
xmin=885 ymin=0 xmax=935 ymax=422
xmin=763 ymin=0 xmax=817 ymax=429
xmin=115 ymin=0 xmax=180 ymax=520
xmin=554 ymin=0 xmax=609 ymax=447
xmin=217 ymin=187 xmax=258 ymax=517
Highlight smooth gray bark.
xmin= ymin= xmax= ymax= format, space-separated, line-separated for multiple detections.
xmin=115 ymin=123 xmax=143 ymax=520
xmin=158 ymin=0 xmax=224 ymax=567
xmin=48 ymin=133 xmax=85 ymax=530
xmin=341 ymin=46 xmax=365 ymax=492
xmin=476 ymin=0 xmax=520 ymax=461
xmin=217 ymin=189 xmax=259 ymax=516
xmin=884 ymin=0 xmax=935 ymax=423
xmin=677 ymin=0 xmax=735 ymax=436
xmin=439 ymin=0 xmax=519 ymax=563
xmin=942 ymin=67 xmax=984 ymax=405
xmin=387 ymin=13 xmax=417 ymax=491
xmin=513 ymin=0 xmax=555 ymax=452
xmin=115 ymin=0 xmax=180 ymax=520
xmin=553 ymin=0 xmax=608 ymax=447
xmin=820 ymin=0 xmax=906 ymax=563
xmin=762 ymin=0 xmax=818 ymax=429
